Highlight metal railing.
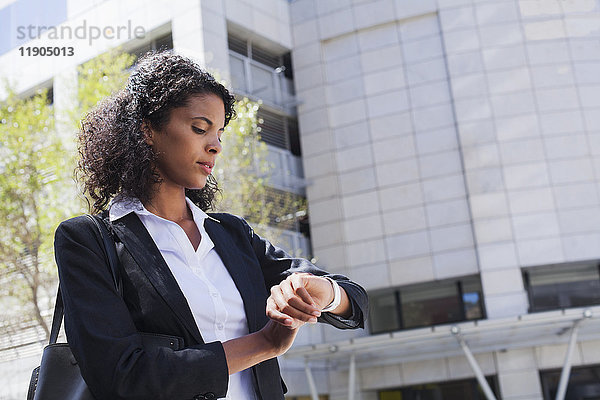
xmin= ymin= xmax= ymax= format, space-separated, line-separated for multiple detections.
xmin=274 ymin=228 xmax=311 ymax=259
xmin=229 ymin=52 xmax=297 ymax=112
xmin=265 ymin=144 xmax=306 ymax=194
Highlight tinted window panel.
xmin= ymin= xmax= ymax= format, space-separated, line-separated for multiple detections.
xmin=540 ymin=364 xmax=600 ymax=399
xmin=370 ymin=291 xmax=400 ymax=334
xmin=463 ymin=292 xmax=483 ymax=320
xmin=400 ymin=283 xmax=461 ymax=329
xmin=526 ymin=262 xmax=600 ymax=312
xmin=379 ymin=377 xmax=499 ymax=400
xmin=369 ymin=276 xmax=485 ymax=334
xmin=462 ymin=277 xmax=485 ymax=320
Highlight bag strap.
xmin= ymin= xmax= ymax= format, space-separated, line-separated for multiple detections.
xmin=92 ymin=211 xmax=122 ymax=297
xmin=49 ymin=213 xmax=121 ymax=344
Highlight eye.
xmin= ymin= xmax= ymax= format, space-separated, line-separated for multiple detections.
xmin=192 ymin=126 xmax=205 ymax=134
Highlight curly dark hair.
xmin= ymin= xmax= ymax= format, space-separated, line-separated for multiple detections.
xmin=76 ymin=51 xmax=236 ymax=213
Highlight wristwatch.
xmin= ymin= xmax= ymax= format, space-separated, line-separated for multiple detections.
xmin=321 ymin=277 xmax=341 ymax=312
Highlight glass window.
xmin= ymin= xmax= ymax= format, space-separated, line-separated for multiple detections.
xmin=130 ymin=31 xmax=173 ymax=60
xmin=154 ymin=32 xmax=173 ymax=52
xmin=379 ymin=377 xmax=499 ymax=400
xmin=462 ymin=277 xmax=484 ymax=320
xmin=229 ymin=54 xmax=247 ymax=93
xmin=401 ymin=283 xmax=461 ymax=329
xmin=287 ymin=117 xmax=301 ymax=156
xmin=540 ymin=364 xmax=600 ymax=399
xmin=227 ymin=33 xmax=297 ymax=111
xmin=250 ymin=63 xmax=277 ymax=103
xmin=369 ymin=290 xmax=400 ymax=334
xmin=524 ymin=261 xmax=600 ymax=312
xmin=369 ymin=276 xmax=485 ymax=334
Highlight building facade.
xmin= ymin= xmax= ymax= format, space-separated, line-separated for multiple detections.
xmin=1 ymin=0 xmax=600 ymax=399
xmin=285 ymin=1 xmax=600 ymax=399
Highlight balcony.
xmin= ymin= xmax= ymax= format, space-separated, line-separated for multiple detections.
xmin=265 ymin=144 xmax=306 ymax=194
xmin=273 ymin=228 xmax=312 ymax=259
xmin=229 ymin=52 xmax=297 ymax=113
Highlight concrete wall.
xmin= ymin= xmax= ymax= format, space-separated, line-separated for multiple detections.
xmin=289 ymin=0 xmax=600 ymax=398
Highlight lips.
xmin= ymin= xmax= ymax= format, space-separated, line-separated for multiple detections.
xmin=197 ymin=161 xmax=214 ymax=174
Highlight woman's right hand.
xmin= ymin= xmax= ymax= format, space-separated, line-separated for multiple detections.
xmin=222 ymin=319 xmax=299 ymax=375
xmin=258 ymin=320 xmax=299 ymax=357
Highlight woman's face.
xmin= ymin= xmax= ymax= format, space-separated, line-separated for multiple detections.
xmin=146 ymin=93 xmax=225 ymax=191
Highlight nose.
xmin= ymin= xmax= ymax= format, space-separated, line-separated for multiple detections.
xmin=206 ymin=133 xmax=222 ymax=155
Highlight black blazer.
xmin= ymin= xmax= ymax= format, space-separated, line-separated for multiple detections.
xmin=54 ymin=211 xmax=368 ymax=400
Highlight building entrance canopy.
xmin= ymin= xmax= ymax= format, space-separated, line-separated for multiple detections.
xmin=286 ymin=306 xmax=600 ymax=400
xmin=287 ymin=306 xmax=600 ymax=365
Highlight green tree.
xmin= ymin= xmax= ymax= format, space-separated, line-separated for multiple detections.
xmin=0 ymin=88 xmax=73 ymax=338
xmin=0 ymin=50 xmax=135 ymax=341
xmin=72 ymin=49 xmax=135 ymax=124
xmin=214 ymin=98 xmax=272 ymax=224
xmin=214 ymin=98 xmax=306 ymax=247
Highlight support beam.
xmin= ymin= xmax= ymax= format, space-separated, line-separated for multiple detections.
xmin=304 ymin=359 xmax=319 ymax=400
xmin=555 ymin=310 xmax=592 ymax=400
xmin=452 ymin=327 xmax=497 ymax=400
xmin=555 ymin=322 xmax=579 ymax=400
xmin=348 ymin=353 xmax=356 ymax=400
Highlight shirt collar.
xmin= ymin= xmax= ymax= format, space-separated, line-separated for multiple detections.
xmin=108 ymin=195 xmax=211 ymax=225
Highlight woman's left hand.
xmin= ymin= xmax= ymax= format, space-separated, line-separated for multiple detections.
xmin=266 ymin=273 xmax=338 ymax=329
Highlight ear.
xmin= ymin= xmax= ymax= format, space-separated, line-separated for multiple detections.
xmin=141 ymin=121 xmax=154 ymax=146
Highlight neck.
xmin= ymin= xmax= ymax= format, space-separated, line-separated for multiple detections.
xmin=143 ymin=184 xmax=191 ymax=222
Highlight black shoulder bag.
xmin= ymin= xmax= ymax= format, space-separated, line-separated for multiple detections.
xmin=27 ymin=214 xmax=183 ymax=400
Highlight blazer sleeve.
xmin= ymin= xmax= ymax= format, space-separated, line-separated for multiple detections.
xmin=54 ymin=216 xmax=229 ymax=400
xmin=232 ymin=215 xmax=368 ymax=329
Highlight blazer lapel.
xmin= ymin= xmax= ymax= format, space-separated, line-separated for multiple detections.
xmin=110 ymin=212 xmax=204 ymax=343
xmin=204 ymin=218 xmax=263 ymax=333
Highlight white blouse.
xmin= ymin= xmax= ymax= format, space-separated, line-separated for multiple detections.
xmin=109 ymin=196 xmax=257 ymax=400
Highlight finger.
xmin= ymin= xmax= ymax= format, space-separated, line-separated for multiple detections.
xmin=295 ymin=287 xmax=320 ymax=316
xmin=279 ymin=282 xmax=320 ymax=321
xmin=269 ymin=285 xmax=289 ymax=312
xmin=270 ymin=285 xmax=318 ymax=323
xmin=286 ymin=297 xmax=321 ymax=320
xmin=289 ymin=272 xmax=311 ymax=293
xmin=266 ymin=298 xmax=305 ymax=329
xmin=288 ymin=274 xmax=321 ymax=313
xmin=266 ymin=307 xmax=294 ymax=327
xmin=265 ymin=296 xmax=282 ymax=318
xmin=281 ymin=279 xmax=320 ymax=317
xmin=287 ymin=272 xmax=320 ymax=310
xmin=266 ymin=297 xmax=293 ymax=326
xmin=289 ymin=274 xmax=321 ymax=306
xmin=291 ymin=273 xmax=335 ymax=310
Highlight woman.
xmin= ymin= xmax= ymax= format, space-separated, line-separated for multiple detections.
xmin=55 ymin=51 xmax=367 ymax=400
